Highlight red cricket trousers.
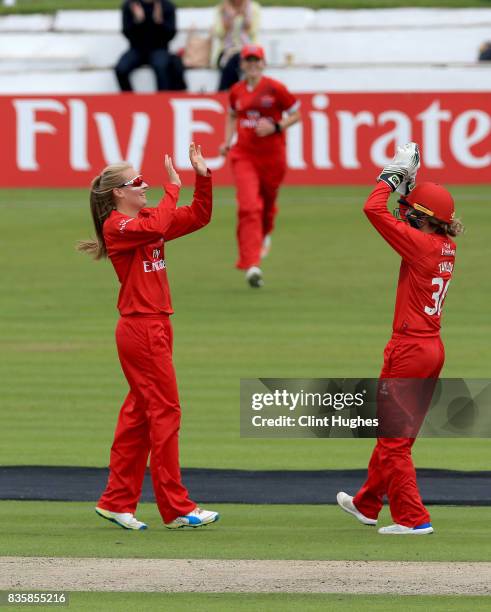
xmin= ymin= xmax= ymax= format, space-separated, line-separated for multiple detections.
xmin=230 ymin=150 xmax=286 ymax=269
xmin=98 ymin=315 xmax=196 ymax=524
xmin=353 ymin=334 xmax=445 ymax=527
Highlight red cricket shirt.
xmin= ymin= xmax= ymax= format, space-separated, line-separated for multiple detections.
xmin=364 ymin=182 xmax=456 ymax=337
xmin=103 ymin=172 xmax=212 ymax=316
xmin=229 ymin=76 xmax=298 ymax=158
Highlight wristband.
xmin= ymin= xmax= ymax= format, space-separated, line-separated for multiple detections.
xmin=274 ymin=122 xmax=282 ymax=133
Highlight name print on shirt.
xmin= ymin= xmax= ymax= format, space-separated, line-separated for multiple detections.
xmin=438 ymin=261 xmax=454 ymax=274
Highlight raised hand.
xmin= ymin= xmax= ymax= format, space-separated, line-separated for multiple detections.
xmin=153 ymin=1 xmax=163 ymax=24
xmin=130 ymin=1 xmax=145 ymax=23
xmin=378 ymin=142 xmax=420 ymax=192
xmin=165 ymin=154 xmax=181 ymax=187
xmin=189 ymin=142 xmax=208 ymax=176
xmin=396 ymin=175 xmax=417 ymax=197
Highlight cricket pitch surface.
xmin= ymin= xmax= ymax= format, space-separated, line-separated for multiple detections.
xmin=1 ymin=558 xmax=490 ymax=595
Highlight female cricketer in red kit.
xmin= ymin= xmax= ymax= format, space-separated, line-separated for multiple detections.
xmin=336 ymin=143 xmax=464 ymax=535
xmin=220 ymin=44 xmax=301 ymax=288
xmin=78 ymin=143 xmax=219 ymax=530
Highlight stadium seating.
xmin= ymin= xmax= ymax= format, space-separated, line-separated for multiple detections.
xmin=1 ymin=7 xmax=490 ymax=93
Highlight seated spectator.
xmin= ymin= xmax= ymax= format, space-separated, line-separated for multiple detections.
xmin=211 ymin=0 xmax=261 ymax=91
xmin=478 ymin=41 xmax=491 ymax=61
xmin=115 ymin=0 xmax=184 ymax=91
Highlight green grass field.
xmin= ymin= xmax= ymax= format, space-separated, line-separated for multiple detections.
xmin=1 ymin=184 xmax=489 ymax=610
xmin=2 ymin=501 xmax=491 ymax=561
xmin=2 ymin=501 xmax=490 ymax=610
xmin=0 ymin=185 xmax=489 ymax=471
xmin=15 ymin=593 xmax=488 ymax=612
xmin=2 ymin=0 xmax=491 ymax=15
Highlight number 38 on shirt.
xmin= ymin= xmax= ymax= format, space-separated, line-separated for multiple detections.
xmin=425 ymin=277 xmax=451 ymax=316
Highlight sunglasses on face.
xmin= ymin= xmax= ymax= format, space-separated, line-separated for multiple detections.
xmin=119 ymin=175 xmax=144 ymax=188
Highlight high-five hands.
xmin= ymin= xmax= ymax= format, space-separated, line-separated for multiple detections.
xmin=164 ymin=144 xmax=208 ymax=187
xmin=378 ymin=142 xmax=420 ymax=195
xmin=189 ymin=142 xmax=208 ymax=176
xmin=165 ymin=154 xmax=181 ymax=187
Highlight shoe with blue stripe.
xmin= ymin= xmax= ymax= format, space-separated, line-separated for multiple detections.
xmin=95 ymin=507 xmax=148 ymax=530
xmin=378 ymin=522 xmax=433 ymax=535
xmin=165 ymin=507 xmax=220 ymax=529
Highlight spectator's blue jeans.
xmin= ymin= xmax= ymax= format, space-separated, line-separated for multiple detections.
xmin=115 ymin=47 xmax=170 ymax=91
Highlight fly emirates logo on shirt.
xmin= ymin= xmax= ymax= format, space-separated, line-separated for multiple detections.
xmin=143 ymin=246 xmax=166 ymax=273
xmin=240 ymin=110 xmax=261 ymax=129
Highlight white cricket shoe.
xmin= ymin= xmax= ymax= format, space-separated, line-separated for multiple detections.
xmin=245 ymin=266 xmax=264 ymax=288
xmin=165 ymin=507 xmax=220 ymax=529
xmin=261 ymin=235 xmax=272 ymax=259
xmin=336 ymin=492 xmax=377 ymax=526
xmin=378 ymin=523 xmax=434 ymax=535
xmin=95 ymin=506 xmax=148 ymax=530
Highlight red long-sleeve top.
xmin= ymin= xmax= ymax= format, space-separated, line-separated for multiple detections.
xmin=103 ymin=172 xmax=212 ymax=316
xmin=364 ymin=182 xmax=456 ymax=338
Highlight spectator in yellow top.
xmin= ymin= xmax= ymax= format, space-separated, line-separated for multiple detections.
xmin=211 ymin=0 xmax=261 ymax=91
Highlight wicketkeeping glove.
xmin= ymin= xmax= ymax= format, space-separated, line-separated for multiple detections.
xmin=377 ymin=142 xmax=420 ymax=193
xmin=395 ymin=175 xmax=416 ymax=198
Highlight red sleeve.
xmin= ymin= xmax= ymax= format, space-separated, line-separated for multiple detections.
xmin=275 ymin=82 xmax=298 ymax=112
xmin=163 ymin=171 xmax=213 ymax=242
xmin=363 ymin=182 xmax=432 ymax=263
xmin=104 ymin=184 xmax=180 ymax=253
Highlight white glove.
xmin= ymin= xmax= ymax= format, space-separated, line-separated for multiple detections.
xmin=377 ymin=142 xmax=420 ymax=193
xmin=396 ymin=175 xmax=417 ymax=197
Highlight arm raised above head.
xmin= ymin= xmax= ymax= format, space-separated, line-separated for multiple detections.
xmin=162 ymin=144 xmax=213 ymax=242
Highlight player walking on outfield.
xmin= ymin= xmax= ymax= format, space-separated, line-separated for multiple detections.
xmin=220 ymin=44 xmax=301 ymax=288
xmin=337 ymin=143 xmax=463 ymax=535
xmin=78 ymin=144 xmax=219 ymax=530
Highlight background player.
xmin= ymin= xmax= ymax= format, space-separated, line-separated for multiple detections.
xmin=220 ymin=44 xmax=301 ymax=288
xmin=78 ymin=144 xmax=219 ymax=531
xmin=336 ymin=143 xmax=464 ymax=535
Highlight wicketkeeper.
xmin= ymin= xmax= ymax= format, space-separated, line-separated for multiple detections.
xmin=337 ymin=143 xmax=464 ymax=535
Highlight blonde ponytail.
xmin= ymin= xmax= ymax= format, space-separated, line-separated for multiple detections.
xmin=77 ymin=162 xmax=132 ymax=260
xmin=428 ymin=216 xmax=465 ymax=238
xmin=447 ymin=218 xmax=465 ymax=237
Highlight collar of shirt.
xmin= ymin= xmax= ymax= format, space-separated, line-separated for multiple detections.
xmin=110 ymin=208 xmax=151 ymax=219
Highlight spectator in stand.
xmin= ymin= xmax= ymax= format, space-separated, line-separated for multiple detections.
xmin=478 ymin=41 xmax=491 ymax=61
xmin=115 ymin=0 xmax=178 ymax=91
xmin=211 ymin=0 xmax=261 ymax=91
